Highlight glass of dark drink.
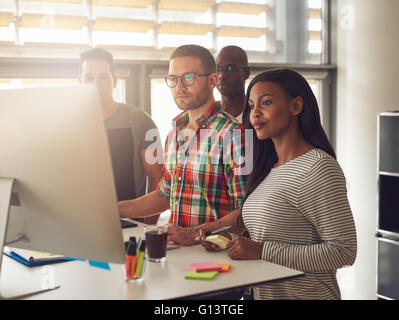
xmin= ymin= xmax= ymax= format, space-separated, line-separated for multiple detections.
xmin=144 ymin=224 xmax=168 ymax=262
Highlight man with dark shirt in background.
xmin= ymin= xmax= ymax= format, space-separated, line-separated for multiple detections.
xmin=79 ymin=48 xmax=163 ymax=224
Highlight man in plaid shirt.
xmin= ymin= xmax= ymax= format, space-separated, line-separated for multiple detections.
xmin=119 ymin=45 xmax=249 ymax=231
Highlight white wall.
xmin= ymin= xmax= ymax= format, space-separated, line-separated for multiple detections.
xmin=335 ymin=0 xmax=399 ymax=299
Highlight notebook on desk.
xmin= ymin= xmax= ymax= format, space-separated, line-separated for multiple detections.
xmin=3 ymin=247 xmax=73 ymax=267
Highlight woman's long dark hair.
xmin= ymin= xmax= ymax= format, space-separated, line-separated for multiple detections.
xmin=242 ymin=68 xmax=336 ymax=201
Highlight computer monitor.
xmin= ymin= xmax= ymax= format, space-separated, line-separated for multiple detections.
xmin=0 ymin=85 xmax=126 ymax=298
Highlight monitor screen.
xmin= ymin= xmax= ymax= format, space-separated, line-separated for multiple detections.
xmin=0 ymin=85 xmax=125 ymax=264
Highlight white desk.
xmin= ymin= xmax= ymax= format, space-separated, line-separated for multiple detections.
xmin=1 ymin=222 xmax=303 ymax=300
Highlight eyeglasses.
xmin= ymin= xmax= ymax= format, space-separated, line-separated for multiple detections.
xmin=165 ymin=72 xmax=211 ymax=88
xmin=217 ymin=64 xmax=245 ymax=74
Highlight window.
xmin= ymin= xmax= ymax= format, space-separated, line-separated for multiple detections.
xmin=1 ymin=0 xmax=328 ymax=64
xmin=0 ymin=0 xmax=333 ymax=143
xmin=92 ymin=3 xmax=154 ymax=47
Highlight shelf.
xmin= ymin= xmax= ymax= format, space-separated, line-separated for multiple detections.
xmin=378 ymin=175 xmax=399 ymax=235
xmin=93 ymin=18 xmax=154 ymax=33
xmin=377 ymin=112 xmax=399 ymax=301
xmin=217 ymin=2 xmax=270 ymax=15
xmin=376 ymin=294 xmax=394 ymax=300
xmin=379 ymin=171 xmax=399 ymax=177
xmin=217 ymin=25 xmax=268 ymax=38
xmin=158 ymin=0 xmax=215 ymax=12
xmin=20 ymin=14 xmax=88 ymax=30
xmin=92 ymin=0 xmax=153 ymax=7
xmin=379 ymin=114 xmax=399 ymax=173
xmin=379 ymin=111 xmax=399 ymax=116
xmin=377 ymin=229 xmax=399 ymax=243
xmin=158 ymin=22 xmax=213 ymax=35
xmin=0 ymin=12 xmax=14 ymax=27
xmin=377 ymin=239 xmax=399 ymax=300
xmin=377 ymin=236 xmax=399 ymax=244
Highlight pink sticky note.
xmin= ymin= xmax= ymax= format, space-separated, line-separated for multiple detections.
xmin=189 ymin=262 xmax=223 ymax=272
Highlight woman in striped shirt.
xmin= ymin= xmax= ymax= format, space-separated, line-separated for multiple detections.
xmin=168 ymin=68 xmax=357 ymax=300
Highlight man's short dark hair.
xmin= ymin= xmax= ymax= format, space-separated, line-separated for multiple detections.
xmin=79 ymin=47 xmax=115 ymax=75
xmin=218 ymin=45 xmax=248 ymax=66
xmin=170 ymin=45 xmax=216 ymax=74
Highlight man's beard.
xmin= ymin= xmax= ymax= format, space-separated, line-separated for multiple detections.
xmin=174 ymin=85 xmax=210 ymax=111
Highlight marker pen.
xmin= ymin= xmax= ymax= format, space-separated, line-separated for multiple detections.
xmin=134 ymin=239 xmax=146 ymax=279
xmin=129 ymin=236 xmax=137 ymax=248
xmin=125 ymin=240 xmax=137 ymax=281
xmin=124 ymin=241 xmax=130 ymax=252
xmin=205 ymin=225 xmax=232 ymax=236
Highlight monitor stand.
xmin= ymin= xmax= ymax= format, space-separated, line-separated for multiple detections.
xmin=0 ymin=177 xmax=60 ymax=299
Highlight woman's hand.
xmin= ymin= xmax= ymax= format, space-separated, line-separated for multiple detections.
xmin=167 ymin=224 xmax=199 ymax=246
xmin=226 ymin=235 xmax=263 ymax=260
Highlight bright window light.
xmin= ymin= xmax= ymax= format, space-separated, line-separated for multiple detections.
xmin=193 ymin=12 xmax=213 ymax=24
xmin=158 ymin=9 xmax=212 ymax=24
xmin=308 ymin=0 xmax=322 ymax=9
xmin=216 ymin=12 xmax=266 ymax=28
xmin=0 ymin=24 xmax=14 ymax=42
xmin=92 ymin=30 xmax=153 ymax=47
xmin=217 ymin=0 xmax=267 ymax=4
xmin=19 ymin=1 xmax=86 ymax=16
xmin=308 ymin=79 xmax=322 ymax=119
xmin=308 ymin=40 xmax=322 ymax=54
xmin=150 ymin=78 xmax=181 ymax=146
xmin=19 ymin=27 xmax=88 ymax=44
xmin=93 ymin=5 xmax=153 ymax=20
xmin=158 ymin=33 xmax=212 ymax=50
xmin=0 ymin=1 xmax=13 ymax=12
xmin=0 ymin=78 xmax=125 ymax=103
xmin=308 ymin=18 xmax=322 ymax=31
xmin=217 ymin=35 xmax=266 ymax=52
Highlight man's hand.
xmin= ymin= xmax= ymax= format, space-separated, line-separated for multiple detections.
xmin=226 ymin=235 xmax=263 ymax=260
xmin=167 ymin=224 xmax=200 ymax=246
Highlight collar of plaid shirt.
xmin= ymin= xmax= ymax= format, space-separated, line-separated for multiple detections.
xmin=172 ymin=101 xmax=222 ymax=131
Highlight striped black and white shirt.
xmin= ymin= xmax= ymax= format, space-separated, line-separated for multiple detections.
xmin=242 ymin=149 xmax=357 ymax=300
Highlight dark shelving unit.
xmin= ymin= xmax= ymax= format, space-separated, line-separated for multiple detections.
xmin=376 ymin=112 xmax=399 ymax=300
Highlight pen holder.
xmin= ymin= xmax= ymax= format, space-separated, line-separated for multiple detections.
xmin=125 ymin=240 xmax=147 ymax=282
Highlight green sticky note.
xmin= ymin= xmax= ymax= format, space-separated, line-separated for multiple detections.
xmin=184 ymin=270 xmax=219 ymax=281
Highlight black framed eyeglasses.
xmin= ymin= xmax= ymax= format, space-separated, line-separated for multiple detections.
xmin=165 ymin=72 xmax=211 ymax=88
xmin=217 ymin=64 xmax=245 ymax=74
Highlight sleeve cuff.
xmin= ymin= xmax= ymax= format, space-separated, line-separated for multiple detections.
xmin=156 ymin=180 xmax=170 ymax=201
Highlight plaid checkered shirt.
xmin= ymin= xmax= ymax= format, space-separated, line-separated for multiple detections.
xmin=157 ymin=102 xmax=248 ymax=228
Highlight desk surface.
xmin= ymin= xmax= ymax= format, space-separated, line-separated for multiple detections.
xmin=1 ymin=222 xmax=303 ymax=300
